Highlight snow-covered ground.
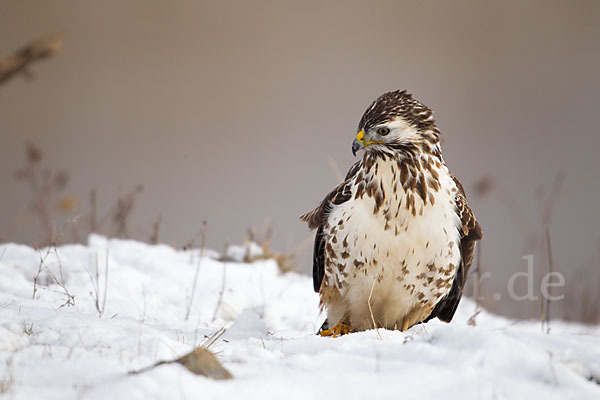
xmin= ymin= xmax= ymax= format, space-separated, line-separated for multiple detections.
xmin=0 ymin=235 xmax=599 ymax=400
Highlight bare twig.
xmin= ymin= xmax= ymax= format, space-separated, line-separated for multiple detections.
xmin=89 ymin=188 xmax=97 ymax=233
xmin=32 ymin=246 xmax=52 ymax=299
xmin=100 ymin=249 xmax=108 ymax=316
xmin=139 ymin=283 xmax=147 ymax=324
xmin=543 ymin=228 xmax=554 ymax=334
xmin=212 ymin=244 xmax=228 ymax=322
xmin=547 ymin=350 xmax=559 ymax=386
xmin=82 ymin=258 xmax=98 ymax=310
xmin=241 ymin=224 xmax=298 ymax=272
xmin=539 ymin=172 xmax=562 ymax=333
xmin=83 ymin=249 xmax=109 ymax=317
xmin=467 ymin=310 xmax=481 ymax=327
xmin=21 ymin=321 xmax=34 ymax=336
xmin=149 ymin=216 xmax=162 ymax=244
xmin=182 ymin=227 xmax=206 ymax=251
xmin=33 ymin=246 xmax=75 ymax=308
xmin=12 ymin=143 xmax=75 ymax=246
xmin=202 ymin=327 xmax=226 ymax=349
xmin=0 ymin=246 xmax=7 ymax=264
xmin=185 ymin=223 xmax=207 ymax=320
xmin=541 ymin=173 xmax=565 ymax=227
xmin=468 ymin=242 xmax=483 ymax=326
xmin=92 ymin=184 xmax=146 ymax=239
xmin=0 ymin=33 xmax=63 ymax=86
xmin=368 ymin=279 xmax=381 ymax=339
xmin=49 ymin=247 xmax=75 ymax=309
xmin=112 ymin=185 xmax=144 ymax=238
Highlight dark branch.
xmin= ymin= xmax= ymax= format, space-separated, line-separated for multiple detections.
xmin=0 ymin=33 xmax=63 ymax=86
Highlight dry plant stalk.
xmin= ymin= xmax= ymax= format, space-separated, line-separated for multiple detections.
xmin=149 ymin=216 xmax=162 ymax=244
xmin=89 ymin=188 xmax=97 ymax=233
xmin=181 ymin=226 xmax=210 ymax=251
xmin=368 ymin=279 xmax=382 ymax=339
xmin=243 ymin=225 xmax=297 ymax=273
xmin=0 ymin=247 xmax=6 ymax=264
xmin=538 ymin=172 xmax=563 ymax=333
xmin=90 ymin=185 xmax=146 ymax=241
xmin=32 ymin=249 xmax=47 ymax=300
xmin=32 ymin=245 xmax=75 ymax=308
xmin=111 ymin=185 xmax=144 ymax=238
xmin=13 ymin=143 xmax=71 ymax=245
xmin=185 ymin=222 xmax=207 ymax=321
xmin=0 ymin=33 xmax=63 ymax=86
xmin=201 ymin=327 xmax=226 ymax=349
xmin=212 ymin=243 xmax=228 ymax=322
xmin=83 ymin=251 xmax=109 ymax=318
xmin=542 ymin=228 xmax=554 ymax=334
xmin=21 ymin=321 xmax=34 ymax=336
xmin=467 ymin=242 xmax=483 ymax=326
xmin=9 ymin=143 xmax=152 ymax=246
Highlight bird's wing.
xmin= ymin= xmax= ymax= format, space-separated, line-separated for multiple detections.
xmin=300 ymin=161 xmax=362 ymax=292
xmin=426 ymin=175 xmax=483 ymax=322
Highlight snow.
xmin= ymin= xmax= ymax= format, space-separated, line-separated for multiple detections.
xmin=0 ymin=235 xmax=599 ymax=399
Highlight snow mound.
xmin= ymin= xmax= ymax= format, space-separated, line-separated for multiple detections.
xmin=0 ymin=236 xmax=599 ymax=399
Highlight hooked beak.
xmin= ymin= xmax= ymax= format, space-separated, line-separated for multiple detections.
xmin=352 ymin=129 xmax=365 ymax=156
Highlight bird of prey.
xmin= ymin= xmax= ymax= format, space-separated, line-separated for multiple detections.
xmin=301 ymin=90 xmax=482 ymax=336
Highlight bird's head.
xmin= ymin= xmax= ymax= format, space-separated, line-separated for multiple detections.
xmin=352 ymin=90 xmax=440 ymax=157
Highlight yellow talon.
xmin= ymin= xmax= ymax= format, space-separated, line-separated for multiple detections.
xmin=319 ymin=321 xmax=353 ymax=337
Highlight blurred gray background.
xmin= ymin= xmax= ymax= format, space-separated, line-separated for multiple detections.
xmin=1 ymin=0 xmax=599 ymax=322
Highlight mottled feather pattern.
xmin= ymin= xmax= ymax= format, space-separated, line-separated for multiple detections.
xmin=359 ymin=90 xmax=439 ymax=144
xmin=301 ymin=90 xmax=482 ymax=332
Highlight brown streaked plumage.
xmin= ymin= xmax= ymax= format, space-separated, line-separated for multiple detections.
xmin=301 ymin=90 xmax=482 ymax=335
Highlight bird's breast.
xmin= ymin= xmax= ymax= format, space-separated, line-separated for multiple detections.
xmin=321 ymin=156 xmax=462 ymax=328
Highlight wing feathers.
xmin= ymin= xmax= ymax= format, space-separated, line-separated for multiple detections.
xmin=312 ymin=226 xmax=326 ymax=292
xmin=426 ymin=175 xmax=482 ymax=322
xmin=300 ymin=161 xmax=361 ymax=292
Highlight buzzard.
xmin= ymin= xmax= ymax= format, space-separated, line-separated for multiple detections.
xmin=301 ymin=90 xmax=482 ymax=336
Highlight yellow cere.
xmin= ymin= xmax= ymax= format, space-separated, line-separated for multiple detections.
xmin=356 ymin=129 xmax=365 ymax=143
xmin=356 ymin=129 xmax=384 ymax=147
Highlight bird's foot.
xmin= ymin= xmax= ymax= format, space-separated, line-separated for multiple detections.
xmin=319 ymin=321 xmax=352 ymax=337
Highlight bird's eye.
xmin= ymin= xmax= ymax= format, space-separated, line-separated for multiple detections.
xmin=377 ymin=127 xmax=390 ymax=136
